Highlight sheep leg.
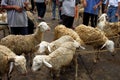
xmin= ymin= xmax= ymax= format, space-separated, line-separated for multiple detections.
xmin=52 ymin=70 xmax=60 ymax=80
xmin=75 ymin=55 xmax=78 ymax=80
xmin=93 ymin=49 xmax=100 ymax=63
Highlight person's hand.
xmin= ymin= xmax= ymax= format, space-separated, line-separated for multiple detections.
xmin=83 ymin=0 xmax=87 ymax=7
xmin=45 ymin=0 xmax=48 ymax=5
xmin=13 ymin=5 xmax=23 ymax=12
xmin=93 ymin=5 xmax=98 ymax=10
xmin=115 ymin=12 xmax=119 ymax=17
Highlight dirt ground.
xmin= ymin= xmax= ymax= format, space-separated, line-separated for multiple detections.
xmin=0 ymin=5 xmax=120 ymax=80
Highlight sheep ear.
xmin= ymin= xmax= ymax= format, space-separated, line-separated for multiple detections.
xmin=43 ymin=60 xmax=52 ymax=68
xmin=101 ymin=42 xmax=106 ymax=49
xmin=9 ymin=62 xmax=14 ymax=74
xmin=47 ymin=45 xmax=52 ymax=52
xmin=79 ymin=45 xmax=85 ymax=50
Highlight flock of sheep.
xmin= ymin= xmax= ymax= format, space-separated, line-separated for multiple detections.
xmin=0 ymin=12 xmax=119 ymax=80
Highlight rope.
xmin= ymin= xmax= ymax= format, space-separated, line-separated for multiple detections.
xmin=76 ymin=47 xmax=120 ymax=54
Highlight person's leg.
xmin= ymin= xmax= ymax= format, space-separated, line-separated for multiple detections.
xmin=83 ymin=12 xmax=90 ymax=26
xmin=52 ymin=1 xmax=56 ymax=19
xmin=40 ymin=2 xmax=46 ymax=18
xmin=110 ymin=7 xmax=119 ymax=22
xmin=91 ymin=14 xmax=98 ymax=27
xmin=19 ymin=27 xmax=28 ymax=35
xmin=35 ymin=2 xmax=41 ymax=18
xmin=61 ymin=15 xmax=68 ymax=27
xmin=10 ymin=27 xmax=20 ymax=35
xmin=66 ymin=16 xmax=74 ymax=28
xmin=102 ymin=4 xmax=106 ymax=13
xmin=28 ymin=17 xmax=34 ymax=34
xmin=31 ymin=0 xmax=35 ymax=11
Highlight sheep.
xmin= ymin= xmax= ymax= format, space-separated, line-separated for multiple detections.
xmin=0 ymin=45 xmax=27 ymax=80
xmin=36 ymin=35 xmax=75 ymax=55
xmin=0 ymin=22 xmax=50 ymax=55
xmin=32 ymin=41 xmax=80 ymax=80
xmin=97 ymin=13 xmax=120 ymax=37
xmin=0 ymin=22 xmax=51 ymax=66
xmin=36 ymin=35 xmax=85 ymax=55
xmin=54 ymin=24 xmax=84 ymax=46
xmin=75 ymin=24 xmax=115 ymax=62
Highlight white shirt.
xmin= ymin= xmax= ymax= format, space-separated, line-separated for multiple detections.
xmin=109 ymin=0 xmax=120 ymax=7
xmin=61 ymin=0 xmax=75 ymax=17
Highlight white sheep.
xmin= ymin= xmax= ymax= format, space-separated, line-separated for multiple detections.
xmin=97 ymin=13 xmax=120 ymax=37
xmin=0 ymin=45 xmax=27 ymax=80
xmin=0 ymin=22 xmax=51 ymax=66
xmin=54 ymin=24 xmax=84 ymax=46
xmin=32 ymin=41 xmax=80 ymax=80
xmin=75 ymin=24 xmax=115 ymax=62
xmin=36 ymin=35 xmax=85 ymax=55
xmin=36 ymin=35 xmax=75 ymax=55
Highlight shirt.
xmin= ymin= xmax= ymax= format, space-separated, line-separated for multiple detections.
xmin=109 ymin=0 xmax=120 ymax=7
xmin=61 ymin=0 xmax=75 ymax=17
xmin=1 ymin=0 xmax=28 ymax=27
xmin=84 ymin=0 xmax=100 ymax=15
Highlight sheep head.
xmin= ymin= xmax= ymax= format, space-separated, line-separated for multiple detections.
xmin=32 ymin=55 xmax=52 ymax=72
xmin=36 ymin=41 xmax=52 ymax=54
xmin=37 ymin=22 xmax=51 ymax=32
xmin=9 ymin=55 xmax=27 ymax=75
xmin=73 ymin=40 xmax=85 ymax=49
xmin=101 ymin=40 xmax=115 ymax=52
xmin=97 ymin=13 xmax=107 ymax=30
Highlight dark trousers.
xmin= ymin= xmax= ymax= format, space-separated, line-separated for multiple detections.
xmin=102 ymin=4 xmax=106 ymax=13
xmin=31 ymin=0 xmax=35 ymax=11
xmin=83 ymin=12 xmax=98 ymax=27
xmin=35 ymin=2 xmax=46 ymax=18
xmin=28 ymin=17 xmax=34 ymax=34
xmin=61 ymin=15 xmax=74 ymax=28
xmin=10 ymin=27 xmax=28 ymax=35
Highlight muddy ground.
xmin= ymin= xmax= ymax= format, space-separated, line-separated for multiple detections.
xmin=0 ymin=5 xmax=120 ymax=80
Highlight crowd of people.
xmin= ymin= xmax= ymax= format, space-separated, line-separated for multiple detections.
xmin=0 ymin=0 xmax=120 ymax=35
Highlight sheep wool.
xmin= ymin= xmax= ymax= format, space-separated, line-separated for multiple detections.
xmin=97 ymin=13 xmax=120 ymax=37
xmin=54 ymin=24 xmax=84 ymax=45
xmin=0 ymin=45 xmax=15 ymax=75
xmin=101 ymin=22 xmax=120 ymax=37
xmin=0 ymin=22 xmax=50 ymax=55
xmin=75 ymin=24 xmax=108 ymax=48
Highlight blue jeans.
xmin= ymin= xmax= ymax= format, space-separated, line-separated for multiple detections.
xmin=52 ymin=1 xmax=57 ymax=18
xmin=107 ymin=6 xmax=119 ymax=22
xmin=52 ymin=1 xmax=61 ymax=19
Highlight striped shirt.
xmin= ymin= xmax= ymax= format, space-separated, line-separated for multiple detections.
xmin=1 ymin=0 xmax=28 ymax=27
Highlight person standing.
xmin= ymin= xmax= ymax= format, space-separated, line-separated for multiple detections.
xmin=51 ymin=0 xmax=62 ymax=20
xmin=34 ymin=0 xmax=48 ymax=20
xmin=83 ymin=0 xmax=102 ymax=27
xmin=1 ymin=0 xmax=29 ymax=35
xmin=61 ymin=0 xmax=76 ymax=29
xmin=105 ymin=0 xmax=120 ymax=22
